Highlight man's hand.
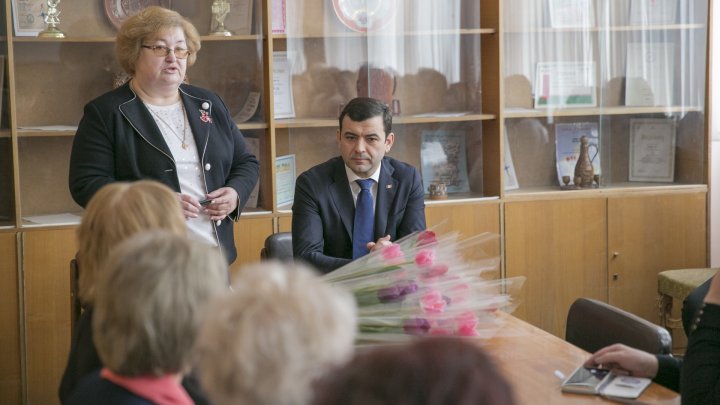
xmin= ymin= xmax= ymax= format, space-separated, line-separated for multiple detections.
xmin=584 ymin=344 xmax=659 ymax=378
xmin=367 ymin=235 xmax=392 ymax=252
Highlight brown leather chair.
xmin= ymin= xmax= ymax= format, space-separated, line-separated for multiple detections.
xmin=566 ymin=298 xmax=672 ymax=355
xmin=260 ymin=232 xmax=293 ymax=261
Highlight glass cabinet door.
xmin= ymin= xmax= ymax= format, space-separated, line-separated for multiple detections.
xmin=502 ymin=0 xmax=708 ymax=193
xmin=274 ymin=0 xmax=495 ymax=211
xmin=10 ymin=0 xmax=268 ymax=228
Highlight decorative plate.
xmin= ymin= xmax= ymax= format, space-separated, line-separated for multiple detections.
xmin=331 ymin=0 xmax=396 ymax=32
xmin=104 ymin=0 xmax=173 ymax=30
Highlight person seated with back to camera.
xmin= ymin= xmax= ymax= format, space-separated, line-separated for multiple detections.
xmin=681 ymin=271 xmax=720 ymax=404
xmin=59 ymin=180 xmax=214 ymax=404
xmin=292 ymin=97 xmax=426 ymax=273
xmin=194 ymin=261 xmax=357 ymax=405
xmin=312 ymin=337 xmax=516 ymax=405
xmin=584 ymin=278 xmax=711 ymax=393
xmin=66 ymin=231 xmax=227 ymax=404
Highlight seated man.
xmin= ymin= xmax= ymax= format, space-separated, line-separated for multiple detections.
xmin=292 ymin=97 xmax=426 ymax=273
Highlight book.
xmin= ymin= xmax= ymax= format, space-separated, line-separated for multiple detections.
xmin=503 ymin=129 xmax=519 ymax=190
xmin=420 ymin=130 xmax=470 ymax=195
xmin=629 ymin=118 xmax=676 ymax=182
xmin=625 ymin=42 xmax=675 ymax=107
xmin=244 ymin=137 xmax=260 ymax=208
xmin=555 ymin=122 xmax=601 ymax=185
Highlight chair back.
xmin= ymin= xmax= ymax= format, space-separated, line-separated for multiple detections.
xmin=70 ymin=255 xmax=81 ymax=334
xmin=566 ymin=298 xmax=672 ymax=355
xmin=260 ymin=232 xmax=293 ymax=261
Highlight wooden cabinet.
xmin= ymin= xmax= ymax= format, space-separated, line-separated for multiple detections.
xmin=608 ymin=192 xmax=707 ymax=321
xmin=501 ymin=0 xmax=710 ymax=336
xmin=0 ymin=232 xmax=20 ymax=405
xmin=505 ymin=198 xmax=608 ymax=337
xmin=21 ymin=228 xmax=76 ymax=405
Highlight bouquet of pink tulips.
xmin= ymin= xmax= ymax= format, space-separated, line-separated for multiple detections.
xmin=323 ymin=228 xmax=525 ymax=341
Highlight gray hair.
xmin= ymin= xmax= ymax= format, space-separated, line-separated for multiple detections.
xmin=93 ymin=231 xmax=227 ymax=376
xmin=195 ymin=261 xmax=357 ymax=405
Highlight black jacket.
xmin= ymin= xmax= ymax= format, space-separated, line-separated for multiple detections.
xmin=69 ymin=82 xmax=259 ymax=263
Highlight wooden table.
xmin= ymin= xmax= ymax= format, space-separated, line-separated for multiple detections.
xmin=482 ymin=314 xmax=680 ymax=404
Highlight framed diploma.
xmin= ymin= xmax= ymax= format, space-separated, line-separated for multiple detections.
xmin=534 ymin=62 xmax=597 ymax=108
xmin=629 ymin=118 xmax=676 ymax=182
xmin=547 ymin=0 xmax=595 ymax=28
xmin=275 ymin=154 xmax=296 ymax=206
xmin=272 ymin=51 xmax=295 ymax=119
xmin=12 ymin=0 xmax=47 ymax=36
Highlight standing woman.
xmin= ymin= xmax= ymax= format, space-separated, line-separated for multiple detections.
xmin=69 ymin=6 xmax=259 ymax=264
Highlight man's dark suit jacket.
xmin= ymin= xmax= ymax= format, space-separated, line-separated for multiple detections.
xmin=292 ymin=156 xmax=426 ymax=273
xmin=68 ymin=82 xmax=259 ymax=263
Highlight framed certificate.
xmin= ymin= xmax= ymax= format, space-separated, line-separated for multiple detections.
xmin=547 ymin=0 xmax=595 ymax=28
xmin=272 ymin=0 xmax=286 ymax=34
xmin=629 ymin=118 xmax=676 ymax=182
xmin=12 ymin=0 xmax=47 ymax=36
xmin=275 ymin=154 xmax=296 ymax=206
xmin=272 ymin=52 xmax=295 ymax=119
xmin=534 ymin=62 xmax=597 ymax=108
xmin=629 ymin=0 xmax=677 ymax=25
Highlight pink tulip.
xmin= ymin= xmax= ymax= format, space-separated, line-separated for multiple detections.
xmin=417 ymin=230 xmax=437 ymax=246
xmin=414 ymin=249 xmax=435 ymax=267
xmin=420 ymin=290 xmax=447 ymax=314
xmin=455 ymin=311 xmax=480 ymax=336
xmin=381 ymin=243 xmax=405 ymax=264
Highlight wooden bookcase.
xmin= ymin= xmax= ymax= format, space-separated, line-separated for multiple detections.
xmin=0 ymin=0 xmax=710 ymax=403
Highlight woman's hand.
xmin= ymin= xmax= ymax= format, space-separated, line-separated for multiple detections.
xmin=177 ymin=193 xmax=203 ymax=219
xmin=201 ymin=187 xmax=239 ymax=221
xmin=584 ymin=344 xmax=659 ymax=378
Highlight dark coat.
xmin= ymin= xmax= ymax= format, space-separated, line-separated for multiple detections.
xmin=292 ymin=156 xmax=426 ymax=273
xmin=68 ymin=82 xmax=259 ymax=263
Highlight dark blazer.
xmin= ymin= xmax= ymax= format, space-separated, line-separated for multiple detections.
xmin=59 ymin=309 xmax=211 ymax=405
xmin=68 ymin=82 xmax=259 ymax=263
xmin=292 ymin=156 xmax=426 ymax=273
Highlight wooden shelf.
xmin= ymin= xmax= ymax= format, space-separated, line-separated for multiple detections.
xmin=272 ymin=28 xmax=495 ymax=40
xmin=504 ymin=183 xmax=708 ymax=201
xmin=12 ymin=34 xmax=262 ymax=43
xmin=275 ymin=113 xmax=494 ymax=128
xmin=503 ymin=105 xmax=702 ymax=119
xmin=0 ymin=129 xmax=10 ymax=139
xmin=504 ymin=23 xmax=705 ymax=34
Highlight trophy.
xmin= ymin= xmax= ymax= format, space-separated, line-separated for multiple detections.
xmin=210 ymin=0 xmax=233 ymax=36
xmin=38 ymin=0 xmax=66 ymax=38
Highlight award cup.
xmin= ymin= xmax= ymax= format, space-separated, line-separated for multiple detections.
xmin=38 ymin=0 xmax=66 ymax=38
xmin=210 ymin=0 xmax=233 ymax=36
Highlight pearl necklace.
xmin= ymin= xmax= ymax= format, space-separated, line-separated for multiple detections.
xmin=146 ymin=102 xmax=189 ymax=150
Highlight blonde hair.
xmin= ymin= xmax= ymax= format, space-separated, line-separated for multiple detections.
xmin=195 ymin=261 xmax=357 ymax=405
xmin=93 ymin=231 xmax=227 ymax=376
xmin=116 ymin=6 xmax=201 ymax=76
xmin=77 ymin=180 xmax=187 ymax=303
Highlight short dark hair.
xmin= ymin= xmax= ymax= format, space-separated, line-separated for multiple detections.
xmin=314 ymin=337 xmax=516 ymax=405
xmin=338 ymin=97 xmax=392 ymax=134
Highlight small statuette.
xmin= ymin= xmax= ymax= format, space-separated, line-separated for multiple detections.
xmin=38 ymin=0 xmax=66 ymax=38
xmin=428 ymin=182 xmax=448 ymax=200
xmin=210 ymin=0 xmax=233 ymax=36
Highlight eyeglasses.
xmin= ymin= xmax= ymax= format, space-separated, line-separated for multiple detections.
xmin=141 ymin=45 xmax=191 ymax=59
